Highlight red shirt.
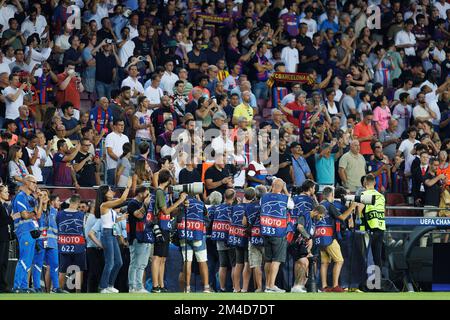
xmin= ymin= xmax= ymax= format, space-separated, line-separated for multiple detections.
xmin=353 ymin=121 xmax=375 ymax=155
xmin=285 ymin=101 xmax=305 ymax=127
xmin=56 ymin=73 xmax=80 ymax=109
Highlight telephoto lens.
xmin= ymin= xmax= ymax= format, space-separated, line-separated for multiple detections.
xmin=153 ymin=224 xmax=165 ymax=243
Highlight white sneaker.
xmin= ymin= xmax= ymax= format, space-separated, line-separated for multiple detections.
xmin=299 ymin=285 xmax=307 ymax=293
xmin=108 ymin=286 xmax=119 ymax=293
xmin=134 ymin=288 xmax=150 ymax=294
xmin=291 ymin=285 xmax=306 ymax=293
xmin=129 ymin=288 xmax=135 ymax=293
xmin=100 ymin=288 xmax=112 ymax=294
xmin=271 ymin=286 xmax=286 ymax=293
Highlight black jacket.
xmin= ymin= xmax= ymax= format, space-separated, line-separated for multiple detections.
xmin=0 ymin=203 xmax=12 ymax=242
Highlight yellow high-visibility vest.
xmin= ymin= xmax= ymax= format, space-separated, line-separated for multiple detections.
xmin=362 ymin=189 xmax=386 ymax=231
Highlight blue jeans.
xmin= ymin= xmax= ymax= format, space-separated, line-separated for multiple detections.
xmin=107 ymin=169 xmax=116 ymax=186
xmin=252 ymin=81 xmax=269 ymax=100
xmin=14 ymin=232 xmax=36 ymax=289
xmin=128 ymin=239 xmax=152 ymax=290
xmin=99 ymin=228 xmax=123 ymax=290
xmin=32 ymin=246 xmax=59 ymax=289
xmin=96 ymin=81 xmax=113 ymax=100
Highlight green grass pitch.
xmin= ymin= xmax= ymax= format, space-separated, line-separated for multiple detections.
xmin=1 ymin=292 xmax=450 ymax=300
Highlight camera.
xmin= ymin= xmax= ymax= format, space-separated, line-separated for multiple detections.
xmin=105 ymin=39 xmax=113 ymax=44
xmin=137 ymin=56 xmax=146 ymax=61
xmin=342 ymin=194 xmax=375 ymax=206
xmin=169 ymin=182 xmax=204 ymax=195
xmin=153 ymin=224 xmax=165 ymax=243
xmin=123 ymin=8 xmax=132 ymax=18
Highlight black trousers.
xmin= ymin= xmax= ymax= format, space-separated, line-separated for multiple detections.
xmin=0 ymin=241 xmax=9 ymax=291
xmin=370 ymin=229 xmax=384 ymax=269
xmin=86 ymin=248 xmax=104 ymax=293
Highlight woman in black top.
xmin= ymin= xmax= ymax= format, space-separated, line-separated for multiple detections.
xmin=0 ymin=184 xmax=11 ymax=293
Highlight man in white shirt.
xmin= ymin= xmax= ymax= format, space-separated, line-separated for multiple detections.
xmin=105 ymin=118 xmax=129 ymax=185
xmin=24 ymin=134 xmax=44 ymax=183
xmin=211 ymin=123 xmax=234 ymax=156
xmin=0 ymin=51 xmax=10 ymax=75
xmin=54 ymin=25 xmax=71 ymax=64
xmin=117 ymin=27 xmax=134 ymax=67
xmin=121 ymin=64 xmax=144 ymax=103
xmin=3 ymin=73 xmax=26 ymax=120
xmin=413 ymin=90 xmax=438 ymax=123
xmin=126 ymin=13 xmax=139 ymax=40
xmin=397 ymin=126 xmax=419 ymax=175
xmin=434 ymin=0 xmax=450 ymax=19
xmin=281 ymin=38 xmax=299 ymax=73
xmin=160 ymin=60 xmax=179 ymax=95
xmin=24 ymin=35 xmax=52 ymax=77
xmin=223 ymin=64 xmax=241 ymax=92
xmin=395 ymin=19 xmax=416 ymax=57
xmin=20 ymin=6 xmax=47 ymax=39
xmin=144 ymin=73 xmax=164 ymax=109
xmin=300 ymin=7 xmax=317 ymax=38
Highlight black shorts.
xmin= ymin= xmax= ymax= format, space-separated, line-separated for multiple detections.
xmin=235 ymin=247 xmax=248 ymax=265
xmin=263 ymin=236 xmax=287 ymax=263
xmin=218 ymin=249 xmax=236 ymax=268
xmin=59 ymin=252 xmax=87 ymax=273
xmin=288 ymin=242 xmax=309 ymax=261
xmin=153 ymin=230 xmax=170 ymax=257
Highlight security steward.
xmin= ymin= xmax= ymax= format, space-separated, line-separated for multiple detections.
xmin=11 ymin=175 xmax=44 ymax=293
xmin=360 ymin=174 xmax=386 ymax=270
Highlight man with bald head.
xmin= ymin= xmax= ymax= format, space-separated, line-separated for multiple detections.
xmin=232 ymin=90 xmax=254 ymax=127
xmin=259 ymin=178 xmax=294 ymax=293
xmin=231 ymin=80 xmax=257 ymax=109
xmin=379 ymin=118 xmax=401 ymax=161
xmin=338 ymin=140 xmax=367 ymax=192
xmin=15 ymin=105 xmax=36 ymax=138
xmin=90 ymin=96 xmax=114 ymax=135
xmin=50 ymin=124 xmax=75 ymax=153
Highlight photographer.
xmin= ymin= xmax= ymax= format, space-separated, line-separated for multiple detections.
xmin=318 ymin=186 xmax=357 ymax=292
xmin=360 ymin=174 xmax=386 ymax=271
xmin=229 ymin=188 xmax=252 ymax=293
xmin=56 ymin=194 xmax=86 ymax=293
xmin=290 ymin=179 xmax=318 ymax=293
xmin=127 ymin=185 xmax=152 ymax=293
xmin=151 ymin=169 xmax=187 ymax=293
xmin=260 ymin=178 xmax=293 ymax=293
xmin=210 ymin=189 xmax=235 ymax=292
xmin=177 ymin=195 xmax=211 ymax=293
xmin=11 ymin=175 xmax=44 ymax=293
xmin=246 ymin=185 xmax=267 ymax=293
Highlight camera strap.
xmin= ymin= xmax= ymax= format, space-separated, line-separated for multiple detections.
xmin=292 ymin=156 xmax=308 ymax=177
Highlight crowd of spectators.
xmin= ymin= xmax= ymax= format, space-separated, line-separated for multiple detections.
xmin=0 ymin=0 xmax=450 ymax=295
xmin=0 ymin=0 xmax=446 ymax=209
